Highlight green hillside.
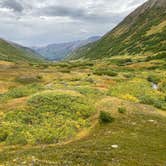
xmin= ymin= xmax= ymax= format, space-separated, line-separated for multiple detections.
xmin=0 ymin=39 xmax=44 ymax=63
xmin=69 ymin=0 xmax=166 ymax=59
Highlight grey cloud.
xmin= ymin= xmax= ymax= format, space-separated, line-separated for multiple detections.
xmin=37 ymin=6 xmax=85 ymax=18
xmin=128 ymin=0 xmax=147 ymax=7
xmin=35 ymin=5 xmax=123 ymax=23
xmin=0 ymin=0 xmax=23 ymax=12
xmin=0 ymin=0 xmax=147 ymax=46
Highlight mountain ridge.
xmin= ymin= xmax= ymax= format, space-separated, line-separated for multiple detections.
xmin=32 ymin=36 xmax=100 ymax=61
xmin=0 ymin=38 xmax=44 ymax=63
xmin=68 ymin=0 xmax=166 ymax=59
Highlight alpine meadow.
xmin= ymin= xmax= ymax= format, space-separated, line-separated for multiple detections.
xmin=0 ymin=0 xmax=166 ymax=165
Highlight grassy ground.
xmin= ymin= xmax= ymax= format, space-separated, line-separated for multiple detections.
xmin=0 ymin=56 xmax=166 ymax=165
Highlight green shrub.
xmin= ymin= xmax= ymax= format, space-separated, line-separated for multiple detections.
xmin=159 ymin=81 xmax=166 ymax=93
xmin=93 ymin=68 xmax=118 ymax=77
xmin=139 ymin=95 xmax=155 ymax=105
xmin=146 ymin=52 xmax=166 ymax=61
xmin=15 ymin=75 xmax=42 ymax=84
xmin=59 ymin=69 xmax=71 ymax=73
xmin=6 ymin=132 xmax=27 ymax=145
xmin=118 ymin=107 xmax=126 ymax=114
xmin=0 ymin=129 xmax=8 ymax=142
xmin=75 ymin=87 xmax=103 ymax=97
xmin=140 ymin=95 xmax=166 ymax=110
xmin=57 ymin=62 xmax=70 ymax=68
xmin=99 ymin=111 xmax=114 ymax=123
xmin=147 ymin=75 xmax=160 ymax=84
xmin=6 ymin=88 xmax=27 ymax=98
xmin=0 ymin=92 xmax=95 ymax=145
xmin=123 ymin=73 xmax=135 ymax=79
xmin=153 ymin=100 xmax=166 ymax=110
xmin=2 ymin=84 xmax=44 ymax=99
xmin=108 ymin=78 xmax=166 ymax=110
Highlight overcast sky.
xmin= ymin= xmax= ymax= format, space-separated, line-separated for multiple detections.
xmin=0 ymin=0 xmax=147 ymax=46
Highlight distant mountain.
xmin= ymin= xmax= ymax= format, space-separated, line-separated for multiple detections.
xmin=69 ymin=0 xmax=166 ymax=59
xmin=32 ymin=36 xmax=100 ymax=61
xmin=0 ymin=38 xmax=44 ymax=63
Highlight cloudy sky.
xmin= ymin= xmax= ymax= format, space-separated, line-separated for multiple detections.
xmin=0 ymin=0 xmax=147 ymax=46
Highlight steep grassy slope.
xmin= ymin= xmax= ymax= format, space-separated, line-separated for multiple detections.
xmin=0 ymin=39 xmax=44 ymax=63
xmin=69 ymin=0 xmax=166 ymax=59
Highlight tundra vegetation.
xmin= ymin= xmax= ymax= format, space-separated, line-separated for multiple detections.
xmin=0 ymin=0 xmax=166 ymax=165
xmin=0 ymin=54 xmax=166 ymax=165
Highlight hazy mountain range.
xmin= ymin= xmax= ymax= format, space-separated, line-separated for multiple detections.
xmin=32 ymin=36 xmax=100 ymax=61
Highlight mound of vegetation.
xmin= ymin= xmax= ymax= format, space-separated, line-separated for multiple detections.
xmin=0 ymin=84 xmax=44 ymax=101
xmin=0 ymin=91 xmax=95 ymax=145
xmin=108 ymin=78 xmax=166 ymax=110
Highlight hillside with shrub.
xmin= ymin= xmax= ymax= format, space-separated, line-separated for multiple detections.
xmin=0 ymin=39 xmax=44 ymax=63
xmin=69 ymin=0 xmax=166 ymax=59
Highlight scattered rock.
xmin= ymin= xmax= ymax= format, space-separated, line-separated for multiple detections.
xmin=111 ymin=145 xmax=119 ymax=149
xmin=148 ymin=120 xmax=155 ymax=122
xmin=152 ymin=83 xmax=158 ymax=90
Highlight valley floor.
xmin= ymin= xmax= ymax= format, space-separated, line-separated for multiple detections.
xmin=0 ymin=55 xmax=166 ymax=165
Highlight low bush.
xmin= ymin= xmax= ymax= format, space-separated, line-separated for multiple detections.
xmin=59 ymin=69 xmax=71 ymax=73
xmin=159 ymin=80 xmax=166 ymax=93
xmin=110 ymin=58 xmax=133 ymax=66
xmin=118 ymin=107 xmax=126 ymax=114
xmin=15 ymin=75 xmax=42 ymax=84
xmin=0 ymin=129 xmax=8 ymax=142
xmin=123 ymin=73 xmax=135 ymax=79
xmin=93 ymin=68 xmax=118 ymax=77
xmin=138 ymin=94 xmax=166 ymax=110
xmin=147 ymin=75 xmax=161 ymax=84
xmin=99 ymin=111 xmax=114 ymax=123
xmin=75 ymin=87 xmax=103 ymax=97
xmin=146 ymin=52 xmax=166 ymax=61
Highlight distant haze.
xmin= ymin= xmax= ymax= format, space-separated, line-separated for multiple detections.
xmin=0 ymin=0 xmax=147 ymax=46
xmin=32 ymin=36 xmax=100 ymax=60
